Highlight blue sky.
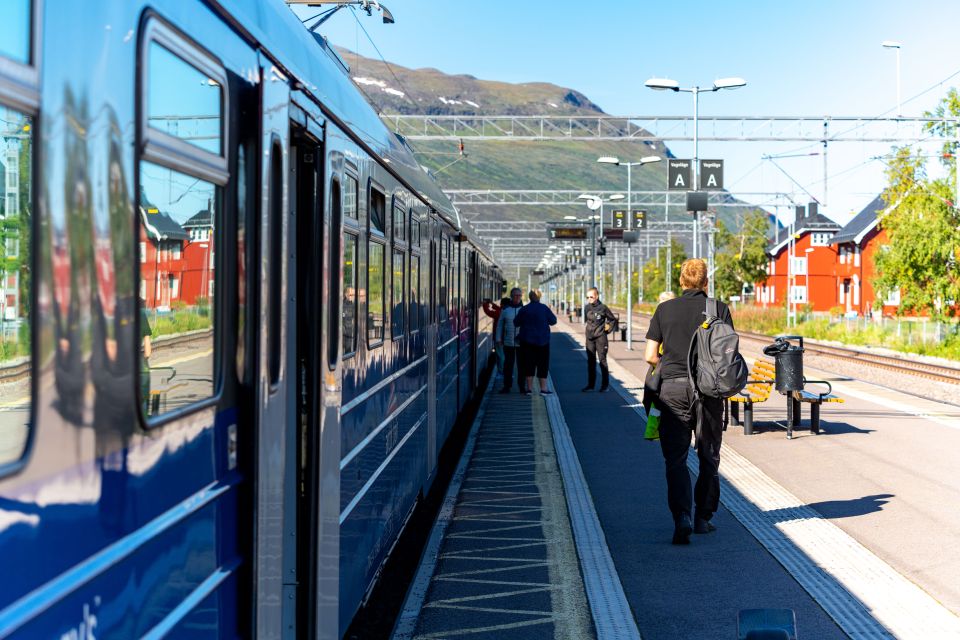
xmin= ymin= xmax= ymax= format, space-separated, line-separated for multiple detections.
xmin=293 ymin=0 xmax=960 ymax=224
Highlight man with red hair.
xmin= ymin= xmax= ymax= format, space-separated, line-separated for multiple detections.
xmin=644 ymin=259 xmax=733 ymax=545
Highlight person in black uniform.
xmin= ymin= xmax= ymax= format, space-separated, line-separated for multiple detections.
xmin=644 ymin=259 xmax=732 ymax=545
xmin=582 ymin=287 xmax=618 ymax=392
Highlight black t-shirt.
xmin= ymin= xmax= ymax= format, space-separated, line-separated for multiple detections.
xmin=645 ymin=289 xmax=734 ymax=379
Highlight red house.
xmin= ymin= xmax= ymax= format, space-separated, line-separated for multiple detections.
xmin=756 ymin=204 xmax=841 ymax=312
xmin=828 ymin=195 xmax=900 ymax=316
xmin=139 ymin=205 xmax=214 ymax=310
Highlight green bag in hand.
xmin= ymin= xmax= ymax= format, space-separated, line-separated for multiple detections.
xmin=644 ymin=404 xmax=661 ymax=441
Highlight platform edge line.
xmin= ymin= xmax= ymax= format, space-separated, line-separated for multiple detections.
xmin=544 ymin=373 xmax=643 ymax=640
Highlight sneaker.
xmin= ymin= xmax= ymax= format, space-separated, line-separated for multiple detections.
xmin=581 ymin=386 xmax=594 ymax=392
xmin=598 ymin=385 xmax=609 ymax=393
xmin=672 ymin=515 xmax=693 ymax=545
xmin=540 ymin=390 xmax=553 ymax=395
xmin=694 ymin=517 xmax=716 ymax=534
xmin=522 ymin=390 xmax=532 ymax=396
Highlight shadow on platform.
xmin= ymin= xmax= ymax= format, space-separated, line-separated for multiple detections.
xmin=763 ymin=493 xmax=895 ymax=523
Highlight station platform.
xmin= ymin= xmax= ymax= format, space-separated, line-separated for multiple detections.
xmin=393 ymin=318 xmax=960 ymax=639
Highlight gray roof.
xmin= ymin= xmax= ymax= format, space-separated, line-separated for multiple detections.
xmin=767 ymin=212 xmax=841 ymax=254
xmin=184 ymin=208 xmax=213 ymax=229
xmin=830 ymin=195 xmax=884 ymax=245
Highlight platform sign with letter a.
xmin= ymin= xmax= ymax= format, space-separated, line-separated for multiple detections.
xmin=699 ymin=159 xmax=724 ymax=189
xmin=668 ymin=159 xmax=692 ymax=190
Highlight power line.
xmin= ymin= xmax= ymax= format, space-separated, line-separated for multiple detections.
xmin=348 ymin=6 xmax=415 ymax=106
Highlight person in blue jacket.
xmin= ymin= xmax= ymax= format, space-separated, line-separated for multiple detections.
xmin=513 ymin=289 xmax=557 ymax=396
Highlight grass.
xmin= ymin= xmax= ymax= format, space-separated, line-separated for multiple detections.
xmin=150 ymin=307 xmax=212 ymax=337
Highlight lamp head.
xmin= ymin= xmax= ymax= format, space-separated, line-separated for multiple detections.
xmin=564 ymin=215 xmax=577 ymax=220
xmin=640 ymin=155 xmax=662 ymax=165
xmin=597 ymin=156 xmax=620 ymax=165
xmin=645 ymin=77 xmax=679 ymax=91
xmin=713 ymin=77 xmax=747 ymax=90
xmin=882 ymin=40 xmax=902 ymax=48
xmin=608 ymin=194 xmax=625 ymax=201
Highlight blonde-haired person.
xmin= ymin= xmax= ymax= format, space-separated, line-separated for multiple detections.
xmin=658 ymin=290 xmax=676 ymax=303
xmin=644 ymin=258 xmax=734 ymax=545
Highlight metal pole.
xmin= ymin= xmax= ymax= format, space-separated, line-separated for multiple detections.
xmin=823 ymin=119 xmax=829 ymax=207
xmin=590 ymin=219 xmax=596 ymax=289
xmin=626 ymin=162 xmax=633 ymax=349
xmin=666 ymin=231 xmax=672 ymax=293
xmin=612 ymin=242 xmax=619 ymax=305
xmin=598 ymin=201 xmax=604 ymax=291
xmin=896 ymin=47 xmax=902 ymax=117
xmin=693 ymin=87 xmax=700 ymax=259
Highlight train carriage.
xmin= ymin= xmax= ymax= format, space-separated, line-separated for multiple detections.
xmin=0 ymin=1 xmax=502 ymax=638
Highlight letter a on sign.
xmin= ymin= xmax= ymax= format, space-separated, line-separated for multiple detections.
xmin=668 ymin=159 xmax=693 ymax=191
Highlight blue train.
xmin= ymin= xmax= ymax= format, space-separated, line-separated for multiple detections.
xmin=0 ymin=1 xmax=502 ymax=637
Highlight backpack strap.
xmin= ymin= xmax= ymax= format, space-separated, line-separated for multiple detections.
xmin=705 ymin=297 xmax=719 ymax=320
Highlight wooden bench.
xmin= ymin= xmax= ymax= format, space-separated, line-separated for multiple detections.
xmin=729 ymin=359 xmax=776 ymax=435
xmin=786 ymin=382 xmax=844 ymax=438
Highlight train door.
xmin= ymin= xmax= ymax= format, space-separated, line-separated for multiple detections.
xmin=254 ymin=57 xmax=295 ymax=638
xmin=290 ymin=108 xmax=333 ymax=638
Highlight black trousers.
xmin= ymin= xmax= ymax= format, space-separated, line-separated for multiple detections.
xmin=656 ymin=377 xmax=724 ymax=523
xmin=520 ymin=341 xmax=550 ymax=379
xmin=585 ymin=335 xmax=609 ymax=388
xmin=502 ymin=345 xmax=526 ymax=391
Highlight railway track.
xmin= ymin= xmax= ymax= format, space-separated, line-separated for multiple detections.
xmin=604 ymin=305 xmax=960 ymax=386
xmin=0 ymin=329 xmax=213 ymax=386
xmin=738 ymin=330 xmax=960 ymax=386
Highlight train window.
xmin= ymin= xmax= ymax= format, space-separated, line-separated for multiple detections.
xmin=392 ymin=199 xmax=405 ymax=244
xmin=138 ymin=162 xmax=218 ymax=418
xmin=146 ymin=41 xmax=222 ymax=156
xmin=0 ymin=0 xmax=31 ymax=64
xmin=369 ymin=185 xmax=385 ymax=235
xmin=0 ymin=106 xmax=31 ymax=470
xmin=268 ymin=143 xmax=282 ymax=385
xmin=235 ymin=144 xmax=248 ymax=381
xmin=391 ymin=249 xmax=405 ymax=339
xmin=329 ymin=179 xmax=342 ymax=369
xmin=342 ymin=232 xmax=358 ymax=358
xmin=344 ymin=173 xmax=358 ymax=220
xmin=438 ymin=242 xmax=446 ymax=324
xmin=409 ymin=212 xmax=420 ymax=249
xmin=367 ymin=241 xmax=385 ymax=345
xmin=409 ymin=255 xmax=420 ymax=333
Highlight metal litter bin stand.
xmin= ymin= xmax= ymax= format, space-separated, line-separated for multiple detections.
xmin=765 ymin=335 xmax=806 ymax=439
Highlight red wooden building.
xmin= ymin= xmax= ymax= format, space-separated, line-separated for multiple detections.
xmin=828 ymin=195 xmax=900 ymax=316
xmin=139 ymin=205 xmax=214 ymax=310
xmin=755 ymin=204 xmax=841 ymax=312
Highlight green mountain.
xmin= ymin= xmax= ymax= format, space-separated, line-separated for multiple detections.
xmin=335 ymin=47 xmax=758 ymax=230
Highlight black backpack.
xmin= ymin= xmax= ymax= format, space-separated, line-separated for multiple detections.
xmin=686 ymin=299 xmax=748 ymax=399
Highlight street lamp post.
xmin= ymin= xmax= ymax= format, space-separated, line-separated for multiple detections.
xmin=645 ymin=76 xmax=746 ymax=295
xmin=882 ymin=40 xmax=902 ymax=116
xmin=597 ymin=155 xmax=661 ymax=350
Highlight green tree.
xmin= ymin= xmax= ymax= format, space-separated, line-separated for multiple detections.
xmin=640 ymin=238 xmax=686 ymax=301
xmin=713 ymin=209 xmax=771 ymax=302
xmin=872 ymin=146 xmax=960 ymax=319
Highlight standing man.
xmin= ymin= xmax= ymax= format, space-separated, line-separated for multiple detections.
xmin=496 ymin=287 xmax=526 ymax=394
xmin=644 ymin=259 xmax=732 ymax=545
xmin=582 ymin=287 xmax=618 ymax=392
